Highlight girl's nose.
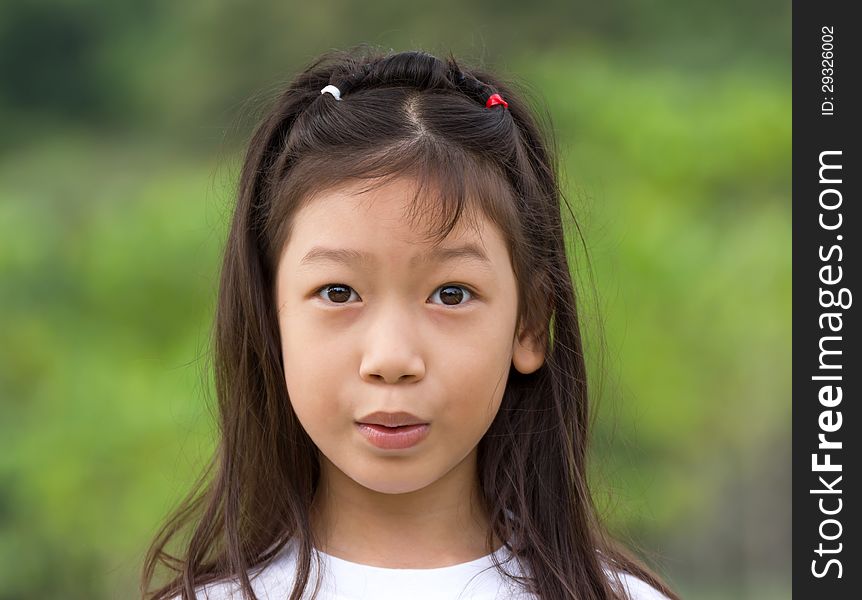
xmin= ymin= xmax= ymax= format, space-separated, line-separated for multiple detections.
xmin=358 ymin=305 xmax=426 ymax=384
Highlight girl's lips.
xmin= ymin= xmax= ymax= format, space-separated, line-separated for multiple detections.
xmin=355 ymin=422 xmax=430 ymax=450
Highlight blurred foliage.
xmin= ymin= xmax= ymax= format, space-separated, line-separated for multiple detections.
xmin=0 ymin=1 xmax=790 ymax=598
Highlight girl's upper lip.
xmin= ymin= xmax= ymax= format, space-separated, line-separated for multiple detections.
xmin=356 ymin=411 xmax=429 ymax=427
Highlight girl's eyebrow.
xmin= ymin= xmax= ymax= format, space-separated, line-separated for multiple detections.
xmin=298 ymin=243 xmax=492 ymax=270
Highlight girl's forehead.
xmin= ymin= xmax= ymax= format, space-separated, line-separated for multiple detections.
xmin=291 ymin=205 xmax=492 ymax=260
xmin=294 ymin=175 xmax=489 ymax=240
xmin=280 ymin=186 xmax=512 ymax=273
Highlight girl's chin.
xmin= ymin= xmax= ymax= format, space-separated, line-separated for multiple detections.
xmin=345 ymin=468 xmax=440 ymax=496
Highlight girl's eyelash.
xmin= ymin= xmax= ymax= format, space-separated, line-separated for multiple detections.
xmin=313 ymin=283 xmax=478 ymax=306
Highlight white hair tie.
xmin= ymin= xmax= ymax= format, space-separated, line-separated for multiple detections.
xmin=320 ymin=85 xmax=342 ymax=101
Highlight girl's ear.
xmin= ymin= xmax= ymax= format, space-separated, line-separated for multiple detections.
xmin=512 ymin=321 xmax=546 ymax=375
xmin=513 ymin=286 xmax=554 ymax=374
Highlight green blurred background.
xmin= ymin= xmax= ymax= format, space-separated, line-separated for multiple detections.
xmin=0 ymin=1 xmax=791 ymax=598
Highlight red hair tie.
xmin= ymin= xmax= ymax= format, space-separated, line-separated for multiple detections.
xmin=485 ymin=93 xmax=509 ymax=109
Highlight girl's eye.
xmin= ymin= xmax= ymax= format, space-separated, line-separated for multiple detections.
xmin=313 ymin=284 xmax=475 ymax=307
xmin=316 ymin=284 xmax=358 ymax=304
xmin=429 ymin=285 xmax=474 ymax=306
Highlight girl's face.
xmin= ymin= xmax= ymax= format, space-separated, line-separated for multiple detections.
xmin=275 ymin=176 xmax=544 ymax=496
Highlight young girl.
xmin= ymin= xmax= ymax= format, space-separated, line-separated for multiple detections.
xmin=141 ymin=46 xmax=680 ymax=600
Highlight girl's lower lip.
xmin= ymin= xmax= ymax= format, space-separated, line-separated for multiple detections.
xmin=355 ymin=423 xmax=430 ymax=450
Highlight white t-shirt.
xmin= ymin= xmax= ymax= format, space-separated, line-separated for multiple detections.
xmin=180 ymin=538 xmax=671 ymax=600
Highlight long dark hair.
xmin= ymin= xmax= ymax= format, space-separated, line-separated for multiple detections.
xmin=141 ymin=45 xmax=679 ymax=600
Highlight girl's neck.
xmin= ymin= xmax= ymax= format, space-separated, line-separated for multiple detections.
xmin=309 ymin=449 xmax=502 ymax=568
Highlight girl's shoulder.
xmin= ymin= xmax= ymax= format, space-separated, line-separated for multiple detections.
xmin=604 ymin=568 xmax=673 ymax=600
xmin=617 ymin=574 xmax=672 ymax=600
xmin=167 ymin=543 xmax=302 ymax=600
